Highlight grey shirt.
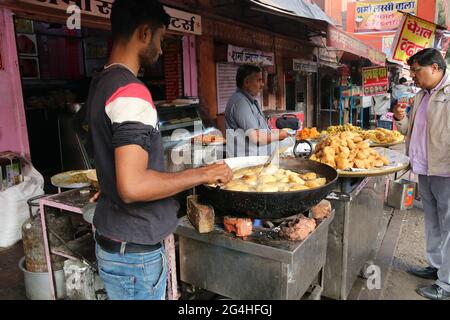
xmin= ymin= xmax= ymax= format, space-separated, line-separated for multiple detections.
xmin=225 ymin=89 xmax=272 ymax=157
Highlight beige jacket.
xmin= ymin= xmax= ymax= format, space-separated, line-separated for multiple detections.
xmin=395 ymin=74 xmax=450 ymax=176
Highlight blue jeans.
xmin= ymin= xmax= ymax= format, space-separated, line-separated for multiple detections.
xmin=95 ymin=243 xmax=168 ymax=300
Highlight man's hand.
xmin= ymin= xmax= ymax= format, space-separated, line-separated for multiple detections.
xmin=394 ymin=103 xmax=407 ymax=121
xmin=199 ymin=163 xmax=233 ymax=185
xmin=90 ymin=191 xmax=101 ymax=203
xmin=278 ymin=129 xmax=289 ymax=140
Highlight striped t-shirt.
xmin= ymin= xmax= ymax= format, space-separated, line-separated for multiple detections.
xmin=87 ymin=65 xmax=178 ymax=245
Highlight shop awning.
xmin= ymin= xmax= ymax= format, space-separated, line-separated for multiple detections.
xmin=327 ymin=25 xmax=386 ymax=66
xmin=210 ymin=0 xmax=332 ymax=42
xmin=247 ymin=1 xmax=386 ymax=66
xmin=249 ymin=0 xmax=335 ymax=25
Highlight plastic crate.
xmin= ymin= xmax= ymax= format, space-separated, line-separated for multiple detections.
xmin=377 ymin=120 xmax=394 ymax=130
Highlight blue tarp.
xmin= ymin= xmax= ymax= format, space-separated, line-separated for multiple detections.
xmin=250 ymin=0 xmax=335 ymax=25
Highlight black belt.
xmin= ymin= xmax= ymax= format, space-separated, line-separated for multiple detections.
xmin=95 ymin=232 xmax=162 ymax=254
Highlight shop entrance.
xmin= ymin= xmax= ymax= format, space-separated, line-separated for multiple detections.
xmin=13 ymin=17 xmax=188 ymax=191
xmin=285 ymin=71 xmax=308 ymax=116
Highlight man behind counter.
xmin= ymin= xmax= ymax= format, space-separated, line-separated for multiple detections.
xmin=86 ymin=0 xmax=232 ymax=300
xmin=225 ymin=64 xmax=290 ymax=157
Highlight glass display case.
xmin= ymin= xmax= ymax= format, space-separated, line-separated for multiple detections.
xmin=157 ymin=104 xmax=203 ymax=136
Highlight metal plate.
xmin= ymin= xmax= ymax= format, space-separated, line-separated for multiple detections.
xmin=337 ymin=148 xmax=410 ymax=178
xmin=51 ymin=170 xmax=94 ymax=189
xmin=369 ymin=137 xmax=405 ymax=148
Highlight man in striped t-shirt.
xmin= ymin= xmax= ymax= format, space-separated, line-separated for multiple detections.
xmin=87 ymin=0 xmax=232 ymax=300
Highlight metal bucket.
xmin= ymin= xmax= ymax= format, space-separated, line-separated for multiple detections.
xmin=18 ymin=257 xmax=67 ymax=300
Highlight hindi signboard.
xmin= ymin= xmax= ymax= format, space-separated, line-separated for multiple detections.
xmin=355 ymin=0 xmax=418 ymax=32
xmin=18 ymin=0 xmax=202 ymax=35
xmin=227 ymin=45 xmax=274 ymax=66
xmin=391 ymin=14 xmax=436 ymax=65
xmin=293 ymin=59 xmax=318 ymax=73
xmin=362 ymin=67 xmax=389 ymax=96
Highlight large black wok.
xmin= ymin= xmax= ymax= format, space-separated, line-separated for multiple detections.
xmin=197 ymin=157 xmax=338 ymax=220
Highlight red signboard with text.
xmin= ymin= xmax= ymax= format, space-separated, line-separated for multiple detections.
xmin=362 ymin=67 xmax=389 ymax=96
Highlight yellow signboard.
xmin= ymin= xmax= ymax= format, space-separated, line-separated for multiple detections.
xmin=355 ymin=0 xmax=418 ymax=32
xmin=391 ymin=14 xmax=436 ymax=65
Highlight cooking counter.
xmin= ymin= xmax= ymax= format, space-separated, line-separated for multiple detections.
xmin=322 ymin=175 xmax=389 ymax=300
xmin=177 ymin=212 xmax=335 ymax=300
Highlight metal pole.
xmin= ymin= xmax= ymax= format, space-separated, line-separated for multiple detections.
xmin=39 ymin=198 xmax=57 ymax=300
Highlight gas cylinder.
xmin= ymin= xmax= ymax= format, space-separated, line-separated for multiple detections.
xmin=22 ymin=212 xmax=74 ymax=272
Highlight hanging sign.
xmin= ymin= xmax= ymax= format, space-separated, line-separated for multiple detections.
xmin=293 ymin=59 xmax=318 ymax=73
xmin=355 ymin=0 xmax=418 ymax=32
xmin=382 ymin=35 xmax=395 ymax=56
xmin=18 ymin=0 xmax=202 ymax=35
xmin=164 ymin=7 xmax=202 ymax=36
xmin=227 ymin=45 xmax=274 ymax=66
xmin=390 ymin=14 xmax=436 ymax=65
xmin=362 ymin=66 xmax=389 ymax=96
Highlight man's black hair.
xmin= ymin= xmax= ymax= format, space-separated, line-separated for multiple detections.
xmin=399 ymin=77 xmax=407 ymax=84
xmin=111 ymin=0 xmax=171 ymax=42
xmin=407 ymin=48 xmax=447 ymax=71
xmin=236 ymin=64 xmax=262 ymax=88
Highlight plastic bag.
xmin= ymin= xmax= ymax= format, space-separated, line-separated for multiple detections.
xmin=0 ymin=158 xmax=44 ymax=248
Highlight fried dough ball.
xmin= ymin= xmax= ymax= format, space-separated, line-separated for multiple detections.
xmin=323 ymin=146 xmax=336 ymax=157
xmin=353 ymin=136 xmax=363 ymax=143
xmin=256 ymin=183 xmax=279 ymax=193
xmin=337 ymin=158 xmax=351 ymax=170
xmin=354 ymin=159 xmax=366 ymax=169
xmin=241 ymin=175 xmax=258 ymax=186
xmin=347 ymin=139 xmax=356 ymax=149
xmin=260 ymin=164 xmax=279 ymax=176
xmin=339 ymin=139 xmax=348 ymax=148
xmin=289 ymin=184 xmax=310 ymax=191
xmin=277 ymin=184 xmax=291 ymax=192
xmin=288 ymin=174 xmax=305 ymax=184
xmin=259 ymin=175 xmax=278 ymax=184
xmin=330 ymin=140 xmax=340 ymax=150
xmin=380 ymin=156 xmax=390 ymax=166
xmin=226 ymin=184 xmax=251 ymax=192
xmin=301 ymin=172 xmax=317 ymax=181
xmin=339 ymin=146 xmax=351 ymax=157
xmin=374 ymin=160 xmax=384 ymax=168
xmin=305 ymin=180 xmax=321 ymax=189
xmin=357 ymin=141 xmax=370 ymax=150
xmin=313 ymin=178 xmax=327 ymax=187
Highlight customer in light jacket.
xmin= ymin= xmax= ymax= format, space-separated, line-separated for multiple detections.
xmin=393 ymin=48 xmax=450 ymax=300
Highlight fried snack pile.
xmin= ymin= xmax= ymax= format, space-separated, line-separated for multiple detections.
xmin=297 ymin=127 xmax=321 ymax=140
xmin=223 ymin=165 xmax=327 ymax=193
xmin=310 ymin=132 xmax=390 ymax=170
xmin=362 ymin=128 xmax=404 ymax=144
xmin=324 ymin=124 xmax=365 ymax=136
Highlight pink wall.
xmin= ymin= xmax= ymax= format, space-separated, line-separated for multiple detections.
xmin=0 ymin=7 xmax=30 ymax=158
